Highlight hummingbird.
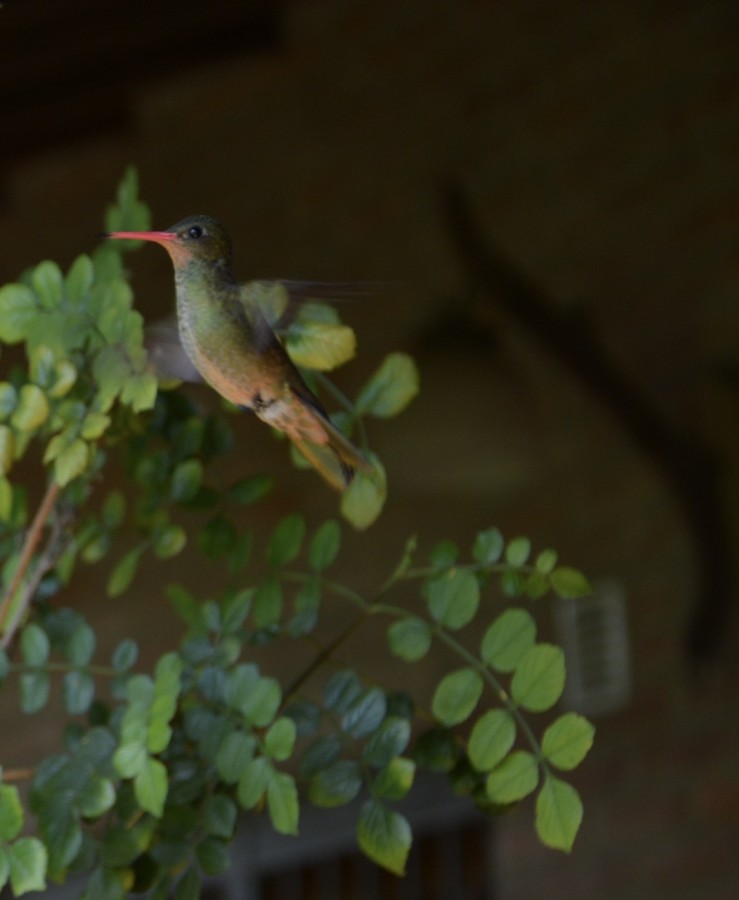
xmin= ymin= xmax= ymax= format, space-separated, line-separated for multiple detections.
xmin=105 ymin=215 xmax=371 ymax=490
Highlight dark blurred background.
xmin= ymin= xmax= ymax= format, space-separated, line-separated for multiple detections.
xmin=1 ymin=2 xmax=738 ymax=898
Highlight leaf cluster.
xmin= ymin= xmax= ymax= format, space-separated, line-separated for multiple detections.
xmin=0 ymin=171 xmax=594 ymax=897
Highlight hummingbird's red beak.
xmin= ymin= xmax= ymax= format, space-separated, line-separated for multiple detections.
xmin=104 ymin=230 xmax=177 ymax=244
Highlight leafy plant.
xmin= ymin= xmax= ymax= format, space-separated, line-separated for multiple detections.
xmin=0 ymin=169 xmax=593 ymax=897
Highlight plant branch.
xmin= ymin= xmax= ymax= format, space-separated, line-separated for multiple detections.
xmin=0 ymin=479 xmax=61 ymax=647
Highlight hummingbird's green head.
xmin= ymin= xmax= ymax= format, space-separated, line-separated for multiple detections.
xmin=105 ymin=215 xmax=233 ymax=270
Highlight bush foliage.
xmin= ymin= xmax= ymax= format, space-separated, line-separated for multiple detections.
xmin=0 ymin=170 xmax=593 ymax=897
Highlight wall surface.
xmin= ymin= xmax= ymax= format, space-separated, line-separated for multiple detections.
xmin=1 ymin=2 xmax=738 ymax=898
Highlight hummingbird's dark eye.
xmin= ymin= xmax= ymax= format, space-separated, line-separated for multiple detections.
xmin=187 ymin=226 xmax=203 ymax=239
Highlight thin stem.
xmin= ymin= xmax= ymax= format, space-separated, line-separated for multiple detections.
xmin=0 ymin=479 xmax=61 ymax=647
xmin=9 ymin=661 xmax=119 ymax=678
xmin=371 ymin=598 xmax=542 ymax=757
xmin=1 ymin=767 xmax=34 ymax=783
xmin=282 ymin=609 xmax=371 ymax=703
xmin=314 ymin=373 xmax=370 ymax=449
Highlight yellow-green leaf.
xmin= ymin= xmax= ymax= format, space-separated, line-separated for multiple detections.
xmin=535 ymin=773 xmax=583 ymax=852
xmin=355 ymin=353 xmax=419 ymax=418
xmin=0 ymin=284 xmax=38 ymax=343
xmin=0 ymin=477 xmax=12 ymax=522
xmin=286 ymin=321 xmax=356 ymax=371
xmin=10 ymin=385 xmax=49 ymax=432
xmin=340 ymin=454 xmax=386 ymax=530
xmin=0 ymin=426 xmax=15 ymax=476
xmin=54 ymin=438 xmax=89 ymax=486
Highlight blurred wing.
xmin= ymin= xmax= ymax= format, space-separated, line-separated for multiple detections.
xmin=240 ymin=278 xmax=384 ymax=360
xmin=144 ymin=320 xmax=203 ymax=383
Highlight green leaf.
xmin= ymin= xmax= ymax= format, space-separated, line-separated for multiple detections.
xmin=284 ymin=700 xmax=321 ymax=737
xmin=431 ymin=667 xmax=483 ymax=726
xmin=502 ymin=571 xmax=525 ymax=597
xmin=78 ymin=777 xmax=116 ymax=819
xmin=102 ymin=491 xmax=126 ymax=528
xmin=480 ymin=608 xmax=536 ymax=673
xmin=113 ymin=742 xmax=147 ymax=780
xmin=30 ymin=345 xmax=56 ymax=388
xmin=50 ymin=360 xmax=78 ymax=399
xmin=505 ymin=536 xmax=531 ymax=566
xmin=240 ymin=676 xmax=281 ymax=728
xmin=309 ymin=519 xmax=341 ymax=570
xmin=341 ymin=687 xmax=387 ymax=739
xmin=387 ymin=617 xmax=432 ymax=662
xmin=216 ymin=731 xmax=257 ymax=784
xmin=535 ymin=773 xmax=583 ymax=852
xmin=253 ymin=576 xmax=283 ymax=629
xmin=148 ymin=652 xmax=182 ymax=752
xmin=299 ymin=735 xmax=342 ymax=777
xmin=340 ymin=454 xmax=386 ymax=529
xmin=196 ymin=837 xmax=230 ymax=877
xmin=267 ymin=513 xmax=305 ymax=566
xmin=112 ymin=638 xmax=138 ymax=671
xmin=372 ymin=757 xmax=415 ymax=801
xmin=134 ymin=757 xmax=168 ymax=817
xmin=267 ymin=772 xmax=299 ymax=835
xmin=290 ymin=576 xmax=321 ymax=634
xmin=7 ymin=837 xmax=47 ymax=895
xmin=323 ymin=670 xmax=363 ymax=715
xmin=32 ymin=260 xmax=64 ymax=308
xmin=357 ymin=799 xmax=411 ymax=876
xmin=54 ymin=437 xmax=91 ymax=485
xmin=511 ymin=644 xmax=566 ymax=712
xmin=264 ymin=717 xmax=297 ymax=762
xmin=286 ymin=320 xmax=356 ymax=371
xmin=237 ymin=757 xmax=271 ymax=809
xmin=0 ymin=785 xmax=23 ymax=840
xmin=10 ymin=384 xmax=49 ymax=432
xmin=65 ymin=253 xmax=94 ymax=303
xmin=425 ymin=569 xmax=480 ymax=629
xmin=308 ymin=760 xmax=362 ymax=808
xmin=541 ymin=713 xmax=595 ymax=770
xmin=486 ymin=750 xmax=539 ymax=803
xmin=170 ymin=459 xmax=203 ymax=503
xmin=63 ymin=670 xmax=95 ymax=715
xmin=198 ymin=515 xmax=238 ymax=558
xmin=66 ymin=622 xmax=96 ymax=666
xmin=355 ymin=353 xmax=419 ymax=418
xmin=0 ymin=384 xmax=18 ymax=421
xmin=550 ymin=566 xmax=591 ymax=598
xmin=153 ymin=524 xmax=187 ymax=560
xmin=220 ymin=587 xmax=253 ymax=632
xmin=535 ymin=548 xmax=558 ymax=574
xmin=468 ymin=709 xmax=516 ymax=772
xmin=472 ymin=527 xmax=504 ymax=564
xmin=0 ymin=477 xmax=13 ymax=522
xmin=428 ymin=539 xmax=458 ymax=568
xmin=107 ymin=546 xmax=142 ymax=597
xmin=20 ymin=623 xmax=50 ymax=665
xmin=202 ymin=795 xmax=237 ymax=839
xmin=362 ymin=716 xmax=411 ymax=767
xmin=174 ymin=867 xmax=202 ymax=900
xmin=224 ymin=663 xmax=259 ymax=710
xmin=228 ymin=474 xmax=273 ymax=505
xmin=412 ymin=727 xmax=456 ymax=771
xmin=0 ymin=284 xmax=38 ymax=343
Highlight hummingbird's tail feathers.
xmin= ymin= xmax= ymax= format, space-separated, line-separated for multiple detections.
xmin=292 ymin=437 xmax=355 ymax=491
xmin=289 ymin=386 xmax=372 ymax=490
